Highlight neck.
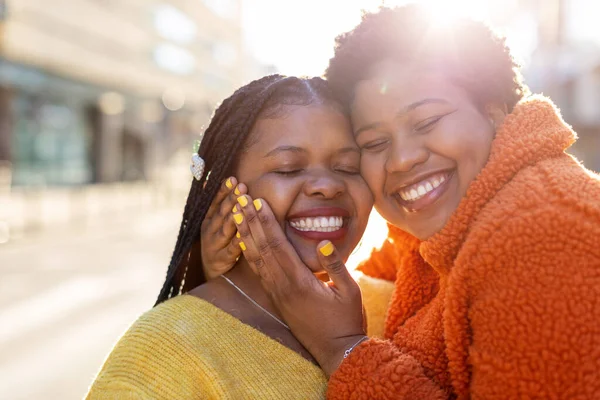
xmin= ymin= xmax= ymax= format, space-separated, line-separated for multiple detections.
xmin=224 ymin=258 xmax=282 ymax=319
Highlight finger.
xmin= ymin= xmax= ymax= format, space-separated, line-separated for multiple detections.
xmin=216 ymin=211 xmax=238 ymax=244
xmin=221 ymin=182 xmax=247 ymax=218
xmin=205 ymin=177 xmax=236 ymax=220
xmin=228 ymin=231 xmax=243 ymax=259
xmin=232 ymin=202 xmax=270 ymax=279
xmin=235 ymin=196 xmax=291 ymax=285
xmin=240 ymin=196 xmax=308 ymax=283
xmin=316 ymin=240 xmax=357 ymax=296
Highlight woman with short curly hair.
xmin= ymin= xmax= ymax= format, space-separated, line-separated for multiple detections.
xmin=210 ymin=5 xmax=600 ymax=399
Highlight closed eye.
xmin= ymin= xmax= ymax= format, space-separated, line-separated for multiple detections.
xmin=273 ymin=169 xmax=302 ymax=176
xmin=414 ymin=115 xmax=443 ymax=132
xmin=361 ymin=139 xmax=389 ymax=152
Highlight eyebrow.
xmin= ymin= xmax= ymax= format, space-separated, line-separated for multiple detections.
xmin=354 ymin=98 xmax=449 ymax=136
xmin=264 ymin=145 xmax=307 ymax=158
xmin=263 ymin=145 xmax=360 ymax=158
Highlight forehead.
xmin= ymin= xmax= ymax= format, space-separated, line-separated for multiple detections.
xmin=351 ymin=60 xmax=471 ymax=123
xmin=245 ymin=105 xmax=354 ymax=153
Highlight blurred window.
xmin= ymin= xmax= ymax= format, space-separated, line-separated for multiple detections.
xmin=13 ymin=95 xmax=92 ymax=186
xmin=153 ymin=44 xmax=196 ymax=75
xmin=153 ymin=4 xmax=197 ymax=44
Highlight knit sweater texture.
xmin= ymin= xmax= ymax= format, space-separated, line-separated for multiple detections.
xmin=328 ymin=96 xmax=600 ymax=399
xmin=86 ymin=295 xmax=327 ymax=399
xmin=85 ymin=276 xmax=394 ymax=399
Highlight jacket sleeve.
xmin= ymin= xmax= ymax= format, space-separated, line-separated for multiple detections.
xmin=356 ymin=224 xmax=421 ymax=282
xmin=459 ymin=205 xmax=600 ymax=399
xmin=327 ymin=339 xmax=447 ymax=400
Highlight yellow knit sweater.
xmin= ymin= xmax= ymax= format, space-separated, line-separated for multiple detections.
xmin=86 ymin=275 xmax=394 ymax=399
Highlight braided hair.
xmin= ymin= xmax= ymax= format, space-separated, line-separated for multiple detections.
xmin=155 ymin=75 xmax=344 ymax=305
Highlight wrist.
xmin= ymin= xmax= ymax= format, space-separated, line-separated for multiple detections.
xmin=321 ymin=334 xmax=368 ymax=378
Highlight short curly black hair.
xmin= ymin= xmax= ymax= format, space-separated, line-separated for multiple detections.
xmin=325 ymin=5 xmax=529 ymax=112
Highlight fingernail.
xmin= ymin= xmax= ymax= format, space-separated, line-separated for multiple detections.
xmin=236 ymin=231 xmax=240 ymax=239
xmin=253 ymin=199 xmax=262 ymax=211
xmin=226 ymin=178 xmax=233 ymax=189
xmin=239 ymin=242 xmax=246 ymax=251
xmin=237 ymin=196 xmax=248 ymax=207
xmin=234 ymin=186 xmax=241 ymax=196
xmin=319 ymin=242 xmax=334 ymax=256
xmin=232 ymin=204 xmax=238 ymax=213
xmin=233 ymin=213 xmax=243 ymax=225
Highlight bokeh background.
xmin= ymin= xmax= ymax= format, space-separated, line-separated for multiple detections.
xmin=0 ymin=0 xmax=598 ymax=398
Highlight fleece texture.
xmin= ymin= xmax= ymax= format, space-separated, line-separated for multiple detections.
xmin=328 ymin=96 xmax=600 ymax=399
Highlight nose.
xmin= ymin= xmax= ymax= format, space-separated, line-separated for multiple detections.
xmin=385 ymin=136 xmax=429 ymax=173
xmin=303 ymin=170 xmax=345 ymax=199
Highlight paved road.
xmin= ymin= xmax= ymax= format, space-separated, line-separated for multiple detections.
xmin=0 ymin=208 xmax=181 ymax=400
xmin=0 ymin=206 xmax=387 ymax=400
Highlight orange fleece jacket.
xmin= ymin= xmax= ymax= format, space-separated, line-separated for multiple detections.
xmin=328 ymin=96 xmax=600 ymax=399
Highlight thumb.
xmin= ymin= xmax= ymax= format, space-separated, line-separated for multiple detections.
xmin=316 ymin=241 xmax=355 ymax=294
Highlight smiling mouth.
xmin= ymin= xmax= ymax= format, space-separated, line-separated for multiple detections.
xmin=289 ymin=216 xmax=345 ymax=232
xmin=394 ymin=170 xmax=453 ymax=211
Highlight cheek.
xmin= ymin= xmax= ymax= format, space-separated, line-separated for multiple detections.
xmin=360 ymin=154 xmax=386 ymax=198
xmin=351 ymin=180 xmax=374 ymax=223
xmin=431 ymin=117 xmax=494 ymax=173
xmin=247 ymin=179 xmax=298 ymax=223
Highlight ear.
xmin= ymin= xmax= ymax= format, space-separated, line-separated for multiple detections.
xmin=485 ymin=103 xmax=508 ymax=130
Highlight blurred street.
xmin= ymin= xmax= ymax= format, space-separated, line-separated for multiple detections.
xmin=0 ymin=206 xmax=181 ymax=400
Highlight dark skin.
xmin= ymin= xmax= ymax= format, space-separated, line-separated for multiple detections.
xmin=203 ymin=63 xmax=507 ymax=376
xmin=191 ymin=104 xmax=372 ymax=364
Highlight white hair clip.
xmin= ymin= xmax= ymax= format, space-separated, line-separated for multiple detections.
xmin=190 ymin=140 xmax=205 ymax=181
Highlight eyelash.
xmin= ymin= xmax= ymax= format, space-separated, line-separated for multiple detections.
xmin=274 ymin=168 xmax=359 ymax=176
xmin=274 ymin=169 xmax=302 ymax=176
xmin=361 ymin=139 xmax=389 ymax=152
xmin=415 ymin=115 xmax=443 ymax=132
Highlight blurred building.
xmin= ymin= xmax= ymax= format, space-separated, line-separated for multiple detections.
xmin=523 ymin=0 xmax=600 ymax=171
xmin=0 ymin=0 xmax=265 ymax=187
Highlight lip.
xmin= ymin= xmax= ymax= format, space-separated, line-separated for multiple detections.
xmin=393 ymin=170 xmax=454 ymax=212
xmin=391 ymin=169 xmax=454 ymax=192
xmin=287 ymin=207 xmax=351 ymax=242
xmin=287 ymin=207 xmax=350 ymax=219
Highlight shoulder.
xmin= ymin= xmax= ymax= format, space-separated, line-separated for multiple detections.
xmin=468 ymin=154 xmax=600 ymax=250
xmin=455 ymin=155 xmax=600 ymax=290
xmin=87 ymin=296 xmax=226 ymax=399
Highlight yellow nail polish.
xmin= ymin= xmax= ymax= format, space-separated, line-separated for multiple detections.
xmin=233 ymin=213 xmax=243 ymax=225
xmin=319 ymin=242 xmax=334 ymax=256
xmin=226 ymin=178 xmax=233 ymax=189
xmin=253 ymin=199 xmax=262 ymax=211
xmin=236 ymin=231 xmax=240 ymax=239
xmin=232 ymin=204 xmax=238 ymax=213
xmin=239 ymin=242 xmax=246 ymax=251
xmin=234 ymin=186 xmax=241 ymax=196
xmin=237 ymin=196 xmax=248 ymax=207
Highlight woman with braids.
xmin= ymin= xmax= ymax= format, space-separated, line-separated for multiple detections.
xmin=203 ymin=5 xmax=600 ymax=399
xmin=85 ymin=75 xmax=375 ymax=399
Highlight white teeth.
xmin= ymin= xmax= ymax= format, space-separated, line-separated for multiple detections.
xmin=397 ymin=173 xmax=449 ymax=203
xmin=321 ymin=217 xmax=328 ymax=228
xmin=289 ymin=216 xmax=345 ymax=232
